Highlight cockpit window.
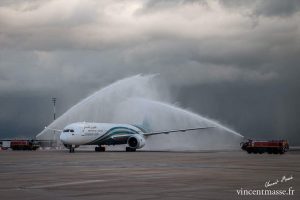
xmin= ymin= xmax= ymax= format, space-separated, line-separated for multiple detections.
xmin=63 ymin=129 xmax=74 ymax=133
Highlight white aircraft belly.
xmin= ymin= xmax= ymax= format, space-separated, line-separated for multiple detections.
xmin=80 ymin=132 xmax=105 ymax=144
xmin=63 ymin=132 xmax=104 ymax=145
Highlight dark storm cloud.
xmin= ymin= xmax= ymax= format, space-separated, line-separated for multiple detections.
xmin=176 ymin=81 xmax=300 ymax=145
xmin=0 ymin=0 xmax=299 ymax=144
xmin=220 ymin=0 xmax=300 ymax=17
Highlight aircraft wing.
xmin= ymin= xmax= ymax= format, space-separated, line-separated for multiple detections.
xmin=142 ymin=126 xmax=215 ymax=136
xmin=111 ymin=134 xmax=131 ymax=139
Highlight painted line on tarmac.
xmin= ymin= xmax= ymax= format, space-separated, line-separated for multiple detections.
xmin=19 ymin=172 xmax=189 ymax=190
xmin=22 ymin=180 xmax=106 ymax=189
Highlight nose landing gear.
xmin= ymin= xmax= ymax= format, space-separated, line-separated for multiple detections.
xmin=69 ymin=147 xmax=75 ymax=153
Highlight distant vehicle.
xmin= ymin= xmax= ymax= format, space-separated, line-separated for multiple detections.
xmin=10 ymin=140 xmax=40 ymax=150
xmin=241 ymin=139 xmax=289 ymax=154
xmin=1 ymin=141 xmax=11 ymax=150
xmin=44 ymin=122 xmax=213 ymax=153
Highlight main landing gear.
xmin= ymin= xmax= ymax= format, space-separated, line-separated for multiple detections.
xmin=126 ymin=147 xmax=136 ymax=152
xmin=95 ymin=146 xmax=106 ymax=152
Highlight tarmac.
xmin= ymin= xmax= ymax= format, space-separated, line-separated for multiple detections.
xmin=0 ymin=150 xmax=299 ymax=200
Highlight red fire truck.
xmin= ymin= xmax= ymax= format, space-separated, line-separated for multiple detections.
xmin=241 ymin=139 xmax=289 ymax=154
xmin=10 ymin=140 xmax=40 ymax=150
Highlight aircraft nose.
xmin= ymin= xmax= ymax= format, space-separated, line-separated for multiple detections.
xmin=60 ymin=133 xmax=67 ymax=143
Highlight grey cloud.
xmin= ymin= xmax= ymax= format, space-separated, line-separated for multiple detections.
xmin=219 ymin=0 xmax=300 ymax=17
xmin=143 ymin=0 xmax=300 ymax=17
xmin=176 ymin=81 xmax=300 ymax=146
xmin=139 ymin=0 xmax=208 ymax=13
xmin=255 ymin=0 xmax=300 ymax=17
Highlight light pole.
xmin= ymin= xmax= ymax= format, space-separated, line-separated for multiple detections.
xmin=52 ymin=97 xmax=57 ymax=147
xmin=52 ymin=97 xmax=56 ymax=121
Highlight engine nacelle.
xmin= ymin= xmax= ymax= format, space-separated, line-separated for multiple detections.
xmin=127 ymin=134 xmax=146 ymax=149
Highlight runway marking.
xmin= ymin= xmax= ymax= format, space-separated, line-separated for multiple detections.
xmin=23 ymin=180 xmax=106 ymax=189
xmin=19 ymin=172 xmax=190 ymax=190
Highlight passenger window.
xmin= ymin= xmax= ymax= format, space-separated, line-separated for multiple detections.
xmin=70 ymin=129 xmax=74 ymax=132
xmin=63 ymin=129 xmax=69 ymax=132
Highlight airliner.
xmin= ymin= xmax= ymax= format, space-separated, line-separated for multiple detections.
xmin=46 ymin=122 xmax=213 ymax=153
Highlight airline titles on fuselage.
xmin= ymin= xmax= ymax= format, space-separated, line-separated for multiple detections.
xmin=81 ymin=125 xmax=105 ymax=136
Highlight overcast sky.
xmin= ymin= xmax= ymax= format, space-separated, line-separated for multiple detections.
xmin=0 ymin=0 xmax=299 ymax=144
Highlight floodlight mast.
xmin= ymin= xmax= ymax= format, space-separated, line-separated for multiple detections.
xmin=52 ymin=97 xmax=56 ymax=121
xmin=52 ymin=97 xmax=57 ymax=147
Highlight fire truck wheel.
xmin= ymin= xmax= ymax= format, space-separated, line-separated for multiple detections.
xmin=279 ymin=149 xmax=284 ymax=154
xmin=267 ymin=149 xmax=272 ymax=154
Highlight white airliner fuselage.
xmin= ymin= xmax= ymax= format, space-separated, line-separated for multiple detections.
xmin=47 ymin=122 xmax=212 ymax=153
xmin=60 ymin=122 xmax=145 ymax=152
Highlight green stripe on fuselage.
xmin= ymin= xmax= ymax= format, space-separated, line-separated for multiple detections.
xmin=84 ymin=126 xmax=141 ymax=145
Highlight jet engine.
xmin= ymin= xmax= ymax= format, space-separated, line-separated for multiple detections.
xmin=127 ymin=134 xmax=146 ymax=149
